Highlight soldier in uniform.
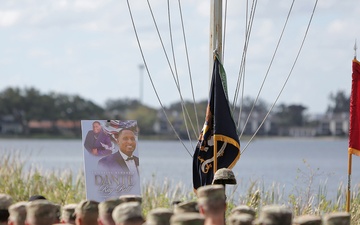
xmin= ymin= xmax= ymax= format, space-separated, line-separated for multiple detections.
xmin=112 ymin=202 xmax=144 ymax=225
xmin=230 ymin=205 xmax=256 ymax=218
xmin=74 ymin=200 xmax=99 ymax=225
xmin=0 ymin=194 xmax=12 ymax=225
xmin=323 ymin=212 xmax=350 ymax=225
xmin=170 ymin=213 xmax=205 ymax=225
xmin=196 ymin=185 xmax=226 ymax=225
xmin=292 ymin=215 xmax=322 ymax=225
xmin=253 ymin=205 xmax=292 ymax=225
xmin=25 ymin=200 xmax=58 ymax=225
xmin=145 ymin=208 xmax=173 ymax=225
xmin=8 ymin=201 xmax=27 ymax=225
xmin=227 ymin=214 xmax=254 ymax=225
xmin=118 ymin=195 xmax=142 ymax=204
xmin=61 ymin=204 xmax=77 ymax=225
xmin=173 ymin=201 xmax=198 ymax=214
xmin=98 ymin=199 xmax=122 ymax=225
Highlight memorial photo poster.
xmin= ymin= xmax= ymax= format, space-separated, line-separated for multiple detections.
xmin=81 ymin=120 xmax=140 ymax=202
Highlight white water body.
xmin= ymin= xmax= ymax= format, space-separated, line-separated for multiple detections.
xmin=1 ymin=138 xmax=359 ymax=201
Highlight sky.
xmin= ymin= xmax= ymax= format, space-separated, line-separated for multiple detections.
xmin=0 ymin=0 xmax=359 ymax=114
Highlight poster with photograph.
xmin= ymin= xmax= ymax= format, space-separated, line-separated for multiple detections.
xmin=81 ymin=120 xmax=140 ymax=202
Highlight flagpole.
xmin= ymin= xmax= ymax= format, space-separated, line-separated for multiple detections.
xmin=355 ymin=40 xmax=357 ymax=59
xmin=210 ymin=0 xmax=223 ymax=79
xmin=210 ymin=0 xmax=223 ymax=175
xmin=346 ymin=152 xmax=352 ymax=212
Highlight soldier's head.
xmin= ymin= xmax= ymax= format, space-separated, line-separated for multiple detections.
xmin=323 ymin=212 xmax=350 ymax=225
xmin=25 ymin=200 xmax=57 ymax=225
xmin=61 ymin=204 xmax=77 ymax=224
xmin=254 ymin=205 xmax=292 ymax=225
xmin=8 ymin=201 xmax=27 ymax=225
xmin=230 ymin=205 xmax=256 ymax=218
xmin=74 ymin=200 xmax=99 ymax=225
xmin=98 ymin=199 xmax=122 ymax=225
xmin=146 ymin=208 xmax=173 ymax=225
xmin=170 ymin=213 xmax=205 ymax=225
xmin=227 ymin=214 xmax=254 ymax=225
xmin=292 ymin=215 xmax=322 ymax=225
xmin=173 ymin=201 xmax=198 ymax=214
xmin=118 ymin=195 xmax=142 ymax=204
xmin=196 ymin=185 xmax=226 ymax=216
xmin=112 ymin=202 xmax=144 ymax=225
xmin=0 ymin=193 xmax=12 ymax=224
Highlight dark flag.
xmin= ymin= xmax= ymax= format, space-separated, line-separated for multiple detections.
xmin=192 ymin=55 xmax=240 ymax=191
xmin=349 ymin=58 xmax=360 ymax=156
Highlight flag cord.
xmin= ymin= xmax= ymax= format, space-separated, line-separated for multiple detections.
xmin=126 ymin=0 xmax=193 ymax=157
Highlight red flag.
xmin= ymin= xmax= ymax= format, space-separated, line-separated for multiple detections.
xmin=349 ymin=58 xmax=360 ymax=156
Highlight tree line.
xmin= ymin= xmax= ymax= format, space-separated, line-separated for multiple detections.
xmin=0 ymin=87 xmax=350 ymax=137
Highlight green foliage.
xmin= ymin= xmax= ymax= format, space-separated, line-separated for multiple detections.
xmin=327 ymin=90 xmax=350 ymax=113
xmin=127 ymin=105 xmax=157 ymax=135
xmin=166 ymin=100 xmax=207 ymax=139
xmin=274 ymin=104 xmax=307 ymax=127
xmin=0 ymin=87 xmax=105 ymax=123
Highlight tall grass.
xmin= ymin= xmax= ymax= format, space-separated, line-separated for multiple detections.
xmin=0 ymin=152 xmax=85 ymax=204
xmin=0 ymin=152 xmax=359 ymax=223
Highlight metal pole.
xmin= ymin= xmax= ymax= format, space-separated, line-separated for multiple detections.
xmin=209 ymin=0 xmax=223 ymax=82
xmin=346 ymin=152 xmax=352 ymax=212
xmin=354 ymin=40 xmax=357 ymax=59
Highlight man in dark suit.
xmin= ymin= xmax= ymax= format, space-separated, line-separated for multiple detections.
xmin=97 ymin=128 xmax=140 ymax=196
xmin=97 ymin=128 xmax=139 ymax=174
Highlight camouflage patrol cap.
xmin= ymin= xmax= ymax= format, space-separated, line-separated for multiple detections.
xmin=26 ymin=200 xmax=57 ymax=224
xmin=75 ymin=200 xmax=99 ymax=216
xmin=323 ymin=212 xmax=350 ymax=225
xmin=293 ymin=215 xmax=322 ymax=225
xmin=119 ymin=195 xmax=142 ymax=204
xmin=98 ymin=199 xmax=122 ymax=215
xmin=170 ymin=212 xmax=205 ymax=225
xmin=212 ymin=168 xmax=236 ymax=185
xmin=173 ymin=201 xmax=198 ymax=214
xmin=230 ymin=205 xmax=256 ymax=217
xmin=196 ymin=185 xmax=225 ymax=204
xmin=146 ymin=208 xmax=173 ymax=225
xmin=112 ymin=201 xmax=143 ymax=224
xmin=0 ymin=193 xmax=13 ymax=210
xmin=227 ymin=214 xmax=254 ymax=225
xmin=61 ymin=203 xmax=77 ymax=222
xmin=254 ymin=205 xmax=292 ymax=225
xmin=8 ymin=201 xmax=27 ymax=223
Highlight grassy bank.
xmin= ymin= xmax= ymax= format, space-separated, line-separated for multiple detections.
xmin=0 ymin=152 xmax=359 ymax=223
